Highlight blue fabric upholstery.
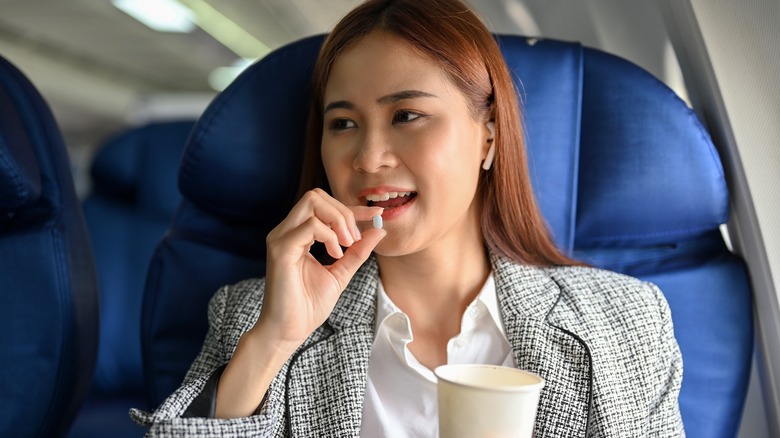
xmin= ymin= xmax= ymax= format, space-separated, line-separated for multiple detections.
xmin=0 ymin=55 xmax=99 ymax=437
xmin=69 ymin=121 xmax=193 ymax=438
xmin=509 ymin=37 xmax=752 ymax=437
xmin=141 ymin=37 xmax=320 ymax=407
xmin=85 ymin=120 xmax=193 ymax=394
xmin=141 ymin=35 xmax=753 ymax=437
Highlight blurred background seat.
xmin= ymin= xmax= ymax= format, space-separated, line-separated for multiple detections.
xmin=140 ymin=35 xmax=753 ymax=437
xmin=67 ymin=121 xmax=194 ymax=438
xmin=0 ymin=55 xmax=99 ymax=437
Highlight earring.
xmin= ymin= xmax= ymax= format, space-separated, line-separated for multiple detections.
xmin=482 ymin=122 xmax=496 ymax=170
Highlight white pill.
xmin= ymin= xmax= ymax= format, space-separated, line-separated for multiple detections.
xmin=373 ymin=214 xmax=383 ymax=229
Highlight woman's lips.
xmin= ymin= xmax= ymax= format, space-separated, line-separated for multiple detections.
xmin=358 ymin=187 xmax=417 ymax=222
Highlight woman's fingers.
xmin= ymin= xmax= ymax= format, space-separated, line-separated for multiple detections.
xmin=272 ymin=204 xmax=384 ymax=262
xmin=350 ymin=205 xmax=385 ymax=222
xmin=273 ymin=216 xmax=344 ymax=261
xmin=274 ymin=189 xmax=383 ymax=248
xmin=327 ymin=228 xmax=387 ymax=290
xmin=317 ymin=189 xmax=363 ymax=242
xmin=276 ymin=190 xmax=366 ymax=247
xmin=276 ymin=190 xmax=350 ymax=246
xmin=317 ymin=195 xmax=384 ymax=243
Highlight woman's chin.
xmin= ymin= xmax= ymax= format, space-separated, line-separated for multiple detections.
xmin=372 ymin=236 xmax=414 ymax=258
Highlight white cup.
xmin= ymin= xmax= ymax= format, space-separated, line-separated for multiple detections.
xmin=435 ymin=364 xmax=545 ymax=438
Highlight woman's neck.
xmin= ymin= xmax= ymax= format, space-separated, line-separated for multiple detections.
xmin=375 ymin=234 xmax=491 ymax=335
xmin=377 ymin=249 xmax=489 ymax=303
xmin=376 ymin=198 xmax=489 ymax=307
xmin=375 ymin=234 xmax=490 ymax=370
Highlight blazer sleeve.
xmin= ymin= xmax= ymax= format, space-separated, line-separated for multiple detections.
xmin=647 ymin=283 xmax=685 ymax=437
xmin=129 ymin=281 xmax=282 ymax=437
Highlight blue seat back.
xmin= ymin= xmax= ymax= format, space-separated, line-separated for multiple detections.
xmin=141 ymin=37 xmax=320 ymax=407
xmin=83 ymin=121 xmax=193 ymax=397
xmin=502 ymin=37 xmax=752 ymax=437
xmin=141 ymin=35 xmax=752 ymax=437
xmin=0 ymin=55 xmax=99 ymax=437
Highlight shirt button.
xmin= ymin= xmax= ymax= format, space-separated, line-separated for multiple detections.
xmin=468 ymin=305 xmax=481 ymax=319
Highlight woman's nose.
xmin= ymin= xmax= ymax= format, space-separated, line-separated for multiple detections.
xmin=352 ymin=129 xmax=397 ymax=173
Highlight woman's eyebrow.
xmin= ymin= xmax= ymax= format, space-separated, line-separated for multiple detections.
xmin=324 ymin=100 xmax=353 ymax=114
xmin=377 ymin=90 xmax=437 ymax=105
xmin=323 ymin=90 xmax=436 ymax=114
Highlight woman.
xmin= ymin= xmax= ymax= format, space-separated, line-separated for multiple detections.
xmin=132 ymin=0 xmax=684 ymax=436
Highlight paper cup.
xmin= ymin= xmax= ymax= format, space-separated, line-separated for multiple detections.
xmin=435 ymin=364 xmax=545 ymax=438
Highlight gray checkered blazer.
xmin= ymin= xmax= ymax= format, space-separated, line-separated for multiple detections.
xmin=131 ymin=253 xmax=684 ymax=437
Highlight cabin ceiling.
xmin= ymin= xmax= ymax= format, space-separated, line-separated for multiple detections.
xmin=0 ymin=0 xmax=678 ymax=146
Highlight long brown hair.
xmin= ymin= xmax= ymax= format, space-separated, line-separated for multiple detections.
xmin=301 ymin=0 xmax=579 ymax=267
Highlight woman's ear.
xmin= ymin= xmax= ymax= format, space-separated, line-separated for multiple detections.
xmin=482 ymin=122 xmax=496 ymax=170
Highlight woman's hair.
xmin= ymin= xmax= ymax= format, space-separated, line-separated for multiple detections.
xmin=300 ymin=0 xmax=579 ymax=267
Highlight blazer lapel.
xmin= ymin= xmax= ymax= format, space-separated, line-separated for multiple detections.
xmin=285 ymin=258 xmax=379 ymax=437
xmin=493 ymin=255 xmax=591 ymax=437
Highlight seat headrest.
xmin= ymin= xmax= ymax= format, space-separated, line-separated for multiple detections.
xmin=178 ymin=35 xmax=324 ymax=222
xmin=497 ymin=35 xmax=727 ymax=249
xmin=0 ymin=66 xmax=42 ymax=213
xmin=90 ymin=120 xmax=194 ymax=218
xmin=178 ymin=34 xmax=727 ymax=248
xmin=575 ymin=47 xmax=728 ymax=247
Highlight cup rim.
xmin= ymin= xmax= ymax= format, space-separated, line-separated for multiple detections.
xmin=434 ymin=364 xmax=545 ymax=393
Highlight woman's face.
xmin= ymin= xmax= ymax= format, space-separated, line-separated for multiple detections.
xmin=321 ymin=31 xmax=491 ymax=257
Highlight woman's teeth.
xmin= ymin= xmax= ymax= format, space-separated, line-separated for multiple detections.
xmin=365 ymin=191 xmax=413 ymax=202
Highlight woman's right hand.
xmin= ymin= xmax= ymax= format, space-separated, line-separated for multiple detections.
xmin=253 ymin=188 xmax=386 ymax=355
xmin=216 ymin=189 xmax=384 ymax=418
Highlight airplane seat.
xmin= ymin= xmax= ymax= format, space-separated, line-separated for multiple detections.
xmin=68 ymin=121 xmax=194 ymax=438
xmin=0 ymin=55 xmax=99 ymax=437
xmin=511 ymin=39 xmax=753 ymax=438
xmin=140 ymin=35 xmax=753 ymax=437
xmin=140 ymin=37 xmax=320 ymax=408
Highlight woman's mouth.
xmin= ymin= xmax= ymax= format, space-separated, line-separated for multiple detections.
xmin=365 ymin=191 xmax=417 ymax=209
xmin=362 ymin=191 xmax=418 ymax=221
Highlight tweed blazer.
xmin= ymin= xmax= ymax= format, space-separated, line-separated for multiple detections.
xmin=131 ymin=254 xmax=684 ymax=437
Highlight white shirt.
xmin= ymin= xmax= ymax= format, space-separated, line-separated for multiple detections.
xmin=359 ymin=273 xmax=517 ymax=437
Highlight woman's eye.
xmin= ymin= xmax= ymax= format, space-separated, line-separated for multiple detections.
xmin=329 ymin=119 xmax=356 ymax=130
xmin=392 ymin=110 xmax=422 ymax=124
